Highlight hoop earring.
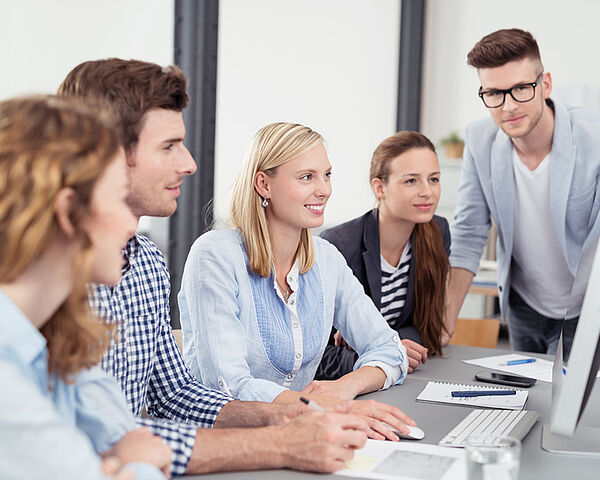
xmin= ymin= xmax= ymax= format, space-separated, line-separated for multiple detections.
xmin=262 ymin=198 xmax=269 ymax=208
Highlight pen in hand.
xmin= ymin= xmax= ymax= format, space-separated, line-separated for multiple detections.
xmin=300 ymin=396 xmax=326 ymax=412
xmin=500 ymin=358 xmax=536 ymax=366
xmin=451 ymin=390 xmax=517 ymax=397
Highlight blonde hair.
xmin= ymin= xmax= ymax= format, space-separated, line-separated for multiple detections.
xmin=0 ymin=95 xmax=120 ymax=381
xmin=230 ymin=122 xmax=324 ymax=277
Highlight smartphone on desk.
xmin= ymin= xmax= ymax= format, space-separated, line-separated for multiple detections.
xmin=474 ymin=371 xmax=537 ymax=388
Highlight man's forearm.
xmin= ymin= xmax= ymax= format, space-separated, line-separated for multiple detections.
xmin=186 ymin=426 xmax=284 ymax=473
xmin=443 ymin=267 xmax=476 ymax=340
xmin=213 ymin=400 xmax=281 ymax=428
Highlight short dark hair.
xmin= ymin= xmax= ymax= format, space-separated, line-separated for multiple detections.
xmin=467 ymin=28 xmax=542 ymax=69
xmin=58 ymin=58 xmax=189 ymax=152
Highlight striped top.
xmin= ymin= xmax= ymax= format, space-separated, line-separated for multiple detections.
xmin=380 ymin=239 xmax=412 ymax=323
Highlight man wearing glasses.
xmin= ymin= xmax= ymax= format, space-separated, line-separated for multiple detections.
xmin=443 ymin=28 xmax=600 ymax=356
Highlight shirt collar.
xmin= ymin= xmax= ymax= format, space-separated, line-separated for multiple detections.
xmin=0 ymin=289 xmax=47 ymax=366
xmin=272 ymin=259 xmax=300 ymax=294
xmin=121 ymin=235 xmax=140 ymax=274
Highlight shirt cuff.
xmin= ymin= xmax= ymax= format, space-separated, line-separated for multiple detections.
xmin=362 ymin=361 xmax=401 ymax=389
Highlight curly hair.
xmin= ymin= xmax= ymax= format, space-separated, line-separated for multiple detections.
xmin=0 ymin=95 xmax=121 ymax=381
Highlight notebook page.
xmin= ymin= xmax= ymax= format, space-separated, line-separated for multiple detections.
xmin=416 ymin=381 xmax=528 ymax=410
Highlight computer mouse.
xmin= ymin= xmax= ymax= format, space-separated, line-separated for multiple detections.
xmin=383 ymin=424 xmax=425 ymax=440
xmin=400 ymin=426 xmax=425 ymax=440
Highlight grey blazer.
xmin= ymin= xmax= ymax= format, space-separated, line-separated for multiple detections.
xmin=451 ymin=100 xmax=600 ymax=318
xmin=315 ymin=209 xmax=450 ymax=380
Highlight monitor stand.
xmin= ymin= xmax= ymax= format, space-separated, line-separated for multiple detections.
xmin=542 ymin=425 xmax=600 ymax=456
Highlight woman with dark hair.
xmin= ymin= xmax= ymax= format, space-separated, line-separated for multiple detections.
xmin=316 ymin=131 xmax=450 ymax=380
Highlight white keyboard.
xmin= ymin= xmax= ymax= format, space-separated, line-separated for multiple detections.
xmin=439 ymin=409 xmax=539 ymax=447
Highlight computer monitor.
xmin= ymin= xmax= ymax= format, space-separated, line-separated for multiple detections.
xmin=541 ymin=240 xmax=600 ymax=456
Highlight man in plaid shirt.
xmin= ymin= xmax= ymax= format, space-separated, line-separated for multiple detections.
xmin=58 ymin=58 xmax=369 ymax=477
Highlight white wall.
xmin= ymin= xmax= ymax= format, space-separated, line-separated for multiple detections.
xmin=421 ymin=0 xmax=600 ymax=145
xmin=5 ymin=0 xmax=599 ymax=254
xmin=214 ymin=0 xmax=401 ymax=229
xmin=1 ymin=0 xmax=173 ymax=99
xmin=0 ymin=0 xmax=174 ymax=252
xmin=421 ymin=0 xmax=600 ymax=320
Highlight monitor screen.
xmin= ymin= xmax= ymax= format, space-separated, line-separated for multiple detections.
xmin=542 ymin=239 xmax=600 ymax=455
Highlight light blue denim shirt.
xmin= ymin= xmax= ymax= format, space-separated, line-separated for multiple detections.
xmin=178 ymin=229 xmax=407 ymax=402
xmin=0 ymin=290 xmax=165 ymax=480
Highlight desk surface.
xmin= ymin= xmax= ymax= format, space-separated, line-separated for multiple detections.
xmin=183 ymin=345 xmax=600 ymax=479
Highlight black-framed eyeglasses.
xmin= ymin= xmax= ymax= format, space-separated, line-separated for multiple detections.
xmin=478 ymin=73 xmax=543 ymax=108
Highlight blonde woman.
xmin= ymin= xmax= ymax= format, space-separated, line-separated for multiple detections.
xmin=0 ymin=96 xmax=171 ymax=479
xmin=179 ymin=122 xmax=418 ymax=440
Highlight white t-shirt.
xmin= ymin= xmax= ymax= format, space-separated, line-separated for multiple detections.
xmin=510 ymin=148 xmax=579 ymax=318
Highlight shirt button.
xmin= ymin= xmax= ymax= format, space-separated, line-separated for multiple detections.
xmin=289 ymin=299 xmax=295 ymax=305
xmin=288 ymin=275 xmax=294 ymax=283
xmin=287 ymin=374 xmax=293 ymax=379
xmin=296 ymin=353 xmax=302 ymax=359
xmin=293 ymin=323 xmax=299 ymax=328
xmin=218 ymin=380 xmax=224 ymax=386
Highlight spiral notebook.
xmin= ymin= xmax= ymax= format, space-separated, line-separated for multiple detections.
xmin=416 ymin=381 xmax=528 ymax=410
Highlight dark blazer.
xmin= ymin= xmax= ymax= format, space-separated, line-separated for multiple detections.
xmin=314 ymin=209 xmax=451 ymax=380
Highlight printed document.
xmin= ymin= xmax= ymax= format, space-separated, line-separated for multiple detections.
xmin=336 ymin=439 xmax=465 ymax=480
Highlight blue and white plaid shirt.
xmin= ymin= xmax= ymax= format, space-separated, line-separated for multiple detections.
xmin=91 ymin=234 xmax=233 ymax=476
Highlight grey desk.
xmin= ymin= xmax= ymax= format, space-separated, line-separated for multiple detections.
xmin=183 ymin=345 xmax=600 ymax=479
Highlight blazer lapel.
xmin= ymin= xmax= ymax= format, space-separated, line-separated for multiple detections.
xmin=549 ymin=102 xmax=577 ymax=274
xmin=490 ymin=131 xmax=515 ymax=259
xmin=362 ymin=210 xmax=382 ymax=308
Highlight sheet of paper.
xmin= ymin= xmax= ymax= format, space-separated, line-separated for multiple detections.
xmin=464 ymin=353 xmax=600 ymax=383
xmin=464 ymin=353 xmax=553 ymax=382
xmin=336 ymin=439 xmax=465 ymax=480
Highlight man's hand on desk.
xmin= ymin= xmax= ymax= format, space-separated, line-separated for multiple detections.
xmin=266 ymin=402 xmax=310 ymax=425
xmin=272 ymin=410 xmax=368 ymax=472
xmin=402 ymin=339 xmax=428 ymax=373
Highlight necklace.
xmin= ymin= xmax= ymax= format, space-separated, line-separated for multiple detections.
xmin=275 ymin=277 xmax=292 ymax=302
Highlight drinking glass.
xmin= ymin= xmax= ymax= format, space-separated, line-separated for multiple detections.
xmin=465 ymin=435 xmax=521 ymax=480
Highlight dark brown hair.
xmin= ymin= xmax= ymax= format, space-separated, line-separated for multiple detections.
xmin=467 ymin=28 xmax=542 ymax=69
xmin=370 ymin=131 xmax=449 ymax=355
xmin=0 ymin=95 xmax=119 ymax=380
xmin=58 ymin=58 xmax=188 ymax=152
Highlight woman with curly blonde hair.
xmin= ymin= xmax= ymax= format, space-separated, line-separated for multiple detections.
xmin=0 ymin=96 xmax=171 ymax=479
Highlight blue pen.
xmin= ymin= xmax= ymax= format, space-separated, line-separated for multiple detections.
xmin=451 ymin=390 xmax=517 ymax=397
xmin=500 ymin=358 xmax=536 ymax=366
